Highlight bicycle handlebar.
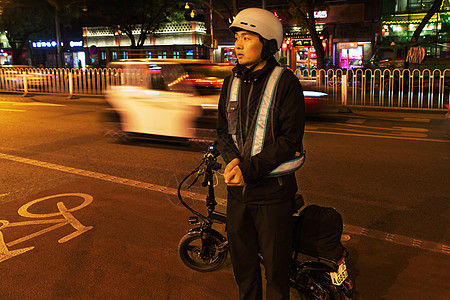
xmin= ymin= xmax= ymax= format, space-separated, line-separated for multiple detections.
xmin=177 ymin=143 xmax=222 ymax=222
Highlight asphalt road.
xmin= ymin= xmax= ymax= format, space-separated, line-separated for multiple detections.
xmin=0 ymin=93 xmax=449 ymax=299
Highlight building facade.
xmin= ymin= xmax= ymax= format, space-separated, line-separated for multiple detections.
xmin=380 ymin=0 xmax=450 ymax=57
xmin=82 ymin=22 xmax=211 ymax=67
xmin=284 ymin=0 xmax=382 ymax=71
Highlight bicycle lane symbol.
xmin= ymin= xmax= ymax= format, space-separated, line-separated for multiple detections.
xmin=0 ymin=193 xmax=93 ymax=263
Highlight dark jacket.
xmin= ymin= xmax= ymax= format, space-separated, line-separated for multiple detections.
xmin=217 ymin=57 xmax=305 ymax=203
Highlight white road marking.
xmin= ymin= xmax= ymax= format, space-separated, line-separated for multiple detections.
xmin=0 ymin=151 xmax=449 ymax=255
xmin=335 ymin=122 xmax=429 ymax=133
xmin=305 ymin=130 xmax=449 ymax=143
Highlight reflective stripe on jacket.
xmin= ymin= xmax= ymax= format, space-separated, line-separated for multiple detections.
xmin=226 ymin=66 xmax=305 ymax=177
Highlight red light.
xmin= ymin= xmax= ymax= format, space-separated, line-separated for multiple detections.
xmin=282 ymin=43 xmax=287 ymax=52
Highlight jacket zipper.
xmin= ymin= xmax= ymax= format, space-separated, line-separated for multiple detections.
xmin=245 ymin=81 xmax=254 ymax=137
xmin=242 ymin=80 xmax=254 ymax=200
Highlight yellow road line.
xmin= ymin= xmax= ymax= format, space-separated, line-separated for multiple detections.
xmin=403 ymin=117 xmax=431 ymax=123
xmin=0 ymin=101 xmax=63 ymax=107
xmin=0 ymin=108 xmax=25 ymax=112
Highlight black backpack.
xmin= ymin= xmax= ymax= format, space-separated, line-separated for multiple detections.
xmin=293 ymin=204 xmax=344 ymax=260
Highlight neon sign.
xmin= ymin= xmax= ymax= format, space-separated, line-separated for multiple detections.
xmin=32 ymin=41 xmax=62 ymax=48
xmin=314 ymin=11 xmax=327 ymax=19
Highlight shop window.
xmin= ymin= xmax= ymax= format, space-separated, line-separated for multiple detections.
xmin=340 ymin=46 xmax=364 ymax=69
xmin=101 ymin=51 xmax=106 ymax=60
xmin=173 ymin=51 xmax=180 ymax=59
xmin=123 ymin=51 xmax=128 ymax=59
xmin=396 ymin=0 xmax=434 ymax=12
xmin=147 ymin=64 xmax=165 ymax=91
xmin=147 ymin=52 xmax=152 ymax=58
xmin=186 ymin=49 xmax=193 ymax=59
xmin=112 ymin=51 xmax=117 ymax=60
xmin=158 ymin=52 xmax=167 ymax=59
xmin=296 ymin=47 xmax=317 ymax=72
xmin=222 ymin=47 xmax=237 ymax=63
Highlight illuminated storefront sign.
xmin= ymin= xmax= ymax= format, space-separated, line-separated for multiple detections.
xmin=339 ymin=42 xmax=359 ymax=49
xmin=314 ymin=11 xmax=328 ymax=19
xmin=293 ymin=40 xmax=313 ymax=47
xmin=32 ymin=41 xmax=83 ymax=48
xmin=32 ymin=41 xmax=60 ymax=48
xmin=69 ymin=41 xmax=83 ymax=47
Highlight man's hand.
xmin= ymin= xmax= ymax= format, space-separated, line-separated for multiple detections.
xmin=224 ymin=158 xmax=245 ymax=186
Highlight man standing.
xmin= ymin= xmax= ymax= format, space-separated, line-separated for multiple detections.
xmin=216 ymin=8 xmax=305 ymax=300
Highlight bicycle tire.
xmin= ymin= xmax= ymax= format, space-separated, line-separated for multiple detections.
xmin=178 ymin=232 xmax=227 ymax=272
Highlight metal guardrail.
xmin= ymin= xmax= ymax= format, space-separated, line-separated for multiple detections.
xmin=0 ymin=67 xmax=121 ymax=97
xmin=314 ymin=68 xmax=450 ymax=111
xmin=1 ymin=66 xmax=449 ymax=111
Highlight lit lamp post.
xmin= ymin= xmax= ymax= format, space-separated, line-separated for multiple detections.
xmin=209 ymin=0 xmax=214 ymax=62
xmin=185 ymin=2 xmax=197 ymax=19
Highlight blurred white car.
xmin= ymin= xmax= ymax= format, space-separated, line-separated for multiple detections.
xmin=103 ymin=59 xmax=233 ymax=143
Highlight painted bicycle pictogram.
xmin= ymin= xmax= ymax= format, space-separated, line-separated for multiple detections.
xmin=0 ymin=193 xmax=93 ymax=263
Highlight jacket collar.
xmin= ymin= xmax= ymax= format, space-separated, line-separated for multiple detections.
xmin=233 ymin=57 xmax=279 ymax=82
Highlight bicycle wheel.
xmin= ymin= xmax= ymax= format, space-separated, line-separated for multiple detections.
xmin=178 ymin=232 xmax=227 ymax=272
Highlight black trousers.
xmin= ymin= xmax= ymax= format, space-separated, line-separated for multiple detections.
xmin=227 ymin=194 xmax=295 ymax=300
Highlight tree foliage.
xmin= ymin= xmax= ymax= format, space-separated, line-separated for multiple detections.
xmin=288 ymin=0 xmax=326 ymax=69
xmin=0 ymin=0 xmax=54 ymax=64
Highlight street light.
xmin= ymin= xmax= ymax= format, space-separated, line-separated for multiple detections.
xmin=185 ymin=2 xmax=197 ymax=19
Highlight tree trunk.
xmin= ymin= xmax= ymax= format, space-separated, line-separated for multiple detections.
xmin=309 ymin=28 xmax=325 ymax=69
xmin=411 ymin=0 xmax=443 ymax=43
xmin=308 ymin=15 xmax=325 ymax=70
xmin=55 ymin=8 xmax=62 ymax=68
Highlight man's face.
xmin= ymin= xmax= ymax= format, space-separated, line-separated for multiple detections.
xmin=234 ymin=31 xmax=263 ymax=67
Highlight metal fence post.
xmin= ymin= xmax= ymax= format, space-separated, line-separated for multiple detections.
xmin=66 ymin=70 xmax=77 ymax=99
xmin=339 ymin=73 xmax=351 ymax=113
xmin=22 ymin=70 xmax=29 ymax=97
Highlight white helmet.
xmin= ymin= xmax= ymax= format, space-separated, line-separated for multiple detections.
xmin=230 ymin=8 xmax=283 ymax=49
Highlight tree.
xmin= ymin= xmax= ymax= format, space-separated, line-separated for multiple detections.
xmin=0 ymin=0 xmax=54 ymax=64
xmin=288 ymin=0 xmax=326 ymax=70
xmin=410 ymin=0 xmax=443 ymax=44
xmin=45 ymin=0 xmax=87 ymax=67
xmin=85 ymin=0 xmax=185 ymax=49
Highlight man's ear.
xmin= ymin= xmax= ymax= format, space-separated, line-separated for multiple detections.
xmin=261 ymin=39 xmax=278 ymax=60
